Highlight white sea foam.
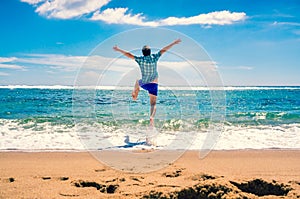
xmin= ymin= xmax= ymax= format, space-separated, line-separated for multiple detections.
xmin=203 ymin=124 xmax=300 ymax=150
xmin=0 ymin=119 xmax=85 ymax=151
xmin=0 ymin=85 xmax=299 ymax=90
xmin=0 ymin=119 xmax=300 ymax=151
xmin=0 ymin=85 xmax=74 ymax=89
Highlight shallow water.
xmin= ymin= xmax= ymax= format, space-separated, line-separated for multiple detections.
xmin=0 ymin=86 xmax=299 ymax=151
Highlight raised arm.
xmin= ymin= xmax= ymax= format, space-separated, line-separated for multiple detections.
xmin=160 ymin=39 xmax=181 ymax=55
xmin=113 ymin=45 xmax=135 ymax=59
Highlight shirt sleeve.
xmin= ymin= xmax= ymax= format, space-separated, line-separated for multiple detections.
xmin=153 ymin=51 xmax=161 ymax=61
xmin=134 ymin=55 xmax=142 ymax=64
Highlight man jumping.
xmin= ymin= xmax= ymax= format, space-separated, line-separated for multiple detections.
xmin=113 ymin=39 xmax=181 ymax=127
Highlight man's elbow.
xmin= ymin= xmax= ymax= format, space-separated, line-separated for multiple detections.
xmin=126 ymin=53 xmax=134 ymax=59
xmin=160 ymin=50 xmax=166 ymax=55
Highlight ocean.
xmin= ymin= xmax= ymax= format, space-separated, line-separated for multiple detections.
xmin=0 ymin=86 xmax=300 ymax=151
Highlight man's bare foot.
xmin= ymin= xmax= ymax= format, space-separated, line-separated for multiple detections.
xmin=132 ymin=91 xmax=138 ymax=100
xmin=146 ymin=137 xmax=151 ymax=145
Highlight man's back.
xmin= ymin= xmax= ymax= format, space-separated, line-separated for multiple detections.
xmin=134 ymin=52 xmax=161 ymax=84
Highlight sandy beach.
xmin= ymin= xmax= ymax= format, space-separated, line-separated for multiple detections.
xmin=0 ymin=150 xmax=300 ymax=198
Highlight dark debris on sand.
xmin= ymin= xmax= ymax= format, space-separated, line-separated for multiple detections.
xmin=70 ymin=176 xmax=293 ymax=198
xmin=72 ymin=180 xmax=119 ymax=194
xmin=190 ymin=173 xmax=217 ymax=181
xmin=8 ymin=177 xmax=15 ymax=183
xmin=142 ymin=178 xmax=292 ymax=199
xmin=230 ymin=178 xmax=291 ymax=197
xmin=42 ymin=176 xmax=51 ymax=180
xmin=142 ymin=183 xmax=233 ymax=199
xmin=59 ymin=177 xmax=69 ymax=181
xmin=162 ymin=169 xmax=183 ymax=178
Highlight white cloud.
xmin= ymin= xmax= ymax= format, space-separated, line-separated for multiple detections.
xmin=1 ymin=54 xmax=131 ymax=72
xmin=160 ymin=60 xmax=217 ymax=69
xmin=28 ymin=0 xmax=110 ymax=19
xmin=45 ymin=70 xmax=56 ymax=74
xmin=0 ymin=64 xmax=25 ymax=70
xmin=1 ymin=54 xmax=217 ymax=74
xmin=0 ymin=57 xmax=26 ymax=70
xmin=9 ymin=53 xmax=218 ymax=74
xmin=273 ymin=21 xmax=300 ymax=27
xmin=159 ymin=11 xmax=246 ymax=26
xmin=91 ymin=8 xmax=159 ymax=26
xmin=21 ymin=0 xmax=246 ymax=26
xmin=91 ymin=9 xmax=246 ymax=26
xmin=220 ymin=65 xmax=254 ymax=70
xmin=20 ymin=0 xmax=43 ymax=5
xmin=0 ymin=57 xmax=17 ymax=63
xmin=2 ymin=53 xmax=219 ymax=86
xmin=238 ymin=66 xmax=253 ymax=70
xmin=0 ymin=72 xmax=10 ymax=76
xmin=82 ymin=71 xmax=102 ymax=80
xmin=293 ymin=30 xmax=300 ymax=35
xmin=17 ymin=54 xmax=86 ymax=71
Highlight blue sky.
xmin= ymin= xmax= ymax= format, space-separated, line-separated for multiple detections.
xmin=0 ymin=0 xmax=300 ymax=86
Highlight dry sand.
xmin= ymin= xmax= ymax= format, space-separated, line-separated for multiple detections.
xmin=0 ymin=150 xmax=300 ymax=198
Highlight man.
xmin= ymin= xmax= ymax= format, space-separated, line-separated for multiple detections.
xmin=113 ymin=39 xmax=181 ymax=127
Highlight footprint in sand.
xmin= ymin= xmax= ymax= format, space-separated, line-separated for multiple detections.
xmin=40 ymin=176 xmax=69 ymax=181
xmin=4 ymin=177 xmax=15 ymax=183
xmin=94 ymin=168 xmax=106 ymax=172
xmin=162 ymin=168 xmax=185 ymax=178
xmin=72 ymin=180 xmax=119 ymax=194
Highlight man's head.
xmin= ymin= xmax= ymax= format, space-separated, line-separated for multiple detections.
xmin=142 ymin=45 xmax=151 ymax=56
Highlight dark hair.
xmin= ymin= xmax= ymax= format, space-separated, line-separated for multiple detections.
xmin=142 ymin=46 xmax=151 ymax=56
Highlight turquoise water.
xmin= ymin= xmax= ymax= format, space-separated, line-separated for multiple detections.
xmin=1 ymin=87 xmax=299 ymax=124
xmin=0 ymin=86 xmax=299 ymax=150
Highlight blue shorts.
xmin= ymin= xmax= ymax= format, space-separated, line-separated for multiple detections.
xmin=138 ymin=80 xmax=158 ymax=96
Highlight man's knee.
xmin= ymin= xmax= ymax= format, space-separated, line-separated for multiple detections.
xmin=150 ymin=100 xmax=156 ymax=105
xmin=150 ymin=96 xmax=156 ymax=106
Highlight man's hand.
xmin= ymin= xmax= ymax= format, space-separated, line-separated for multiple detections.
xmin=173 ymin=39 xmax=181 ymax=45
xmin=113 ymin=45 xmax=134 ymax=59
xmin=160 ymin=39 xmax=182 ymax=55
xmin=113 ymin=45 xmax=119 ymax=52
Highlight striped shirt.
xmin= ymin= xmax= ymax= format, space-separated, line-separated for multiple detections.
xmin=134 ymin=52 xmax=161 ymax=84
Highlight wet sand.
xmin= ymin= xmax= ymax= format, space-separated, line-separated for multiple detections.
xmin=0 ymin=150 xmax=300 ymax=198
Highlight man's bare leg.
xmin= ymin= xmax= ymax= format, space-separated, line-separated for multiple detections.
xmin=132 ymin=80 xmax=140 ymax=100
xmin=146 ymin=94 xmax=157 ymax=145
xmin=149 ymin=94 xmax=157 ymax=128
